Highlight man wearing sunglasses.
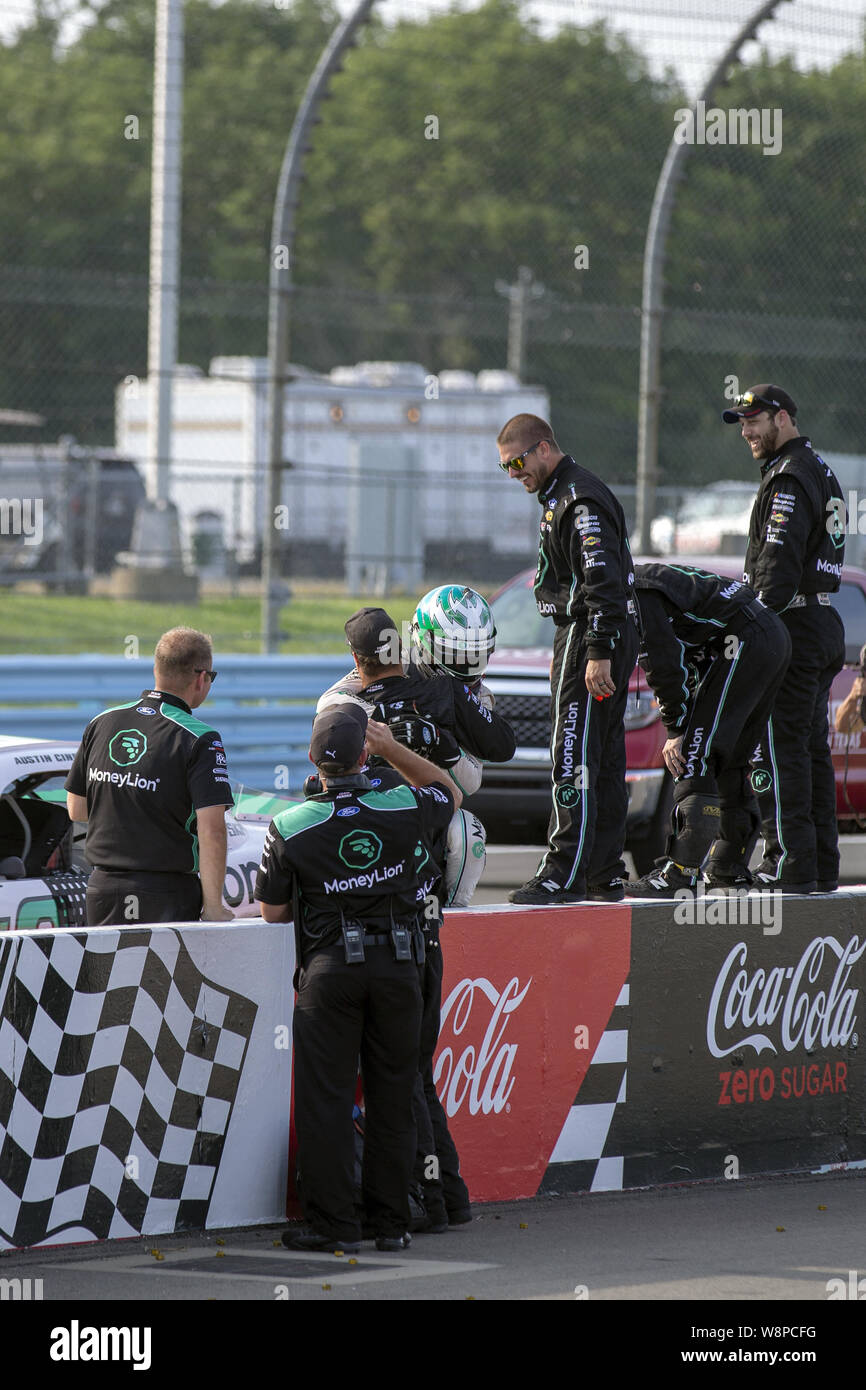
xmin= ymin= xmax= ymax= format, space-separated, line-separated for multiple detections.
xmin=719 ymin=383 xmax=846 ymax=894
xmin=497 ymin=413 xmax=637 ymax=903
xmin=65 ymin=626 xmax=234 ymax=925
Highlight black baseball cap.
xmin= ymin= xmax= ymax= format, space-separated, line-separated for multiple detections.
xmin=309 ymin=704 xmax=368 ymax=774
xmin=344 ymin=607 xmax=401 ymax=662
xmin=722 ymin=384 xmax=798 ymax=423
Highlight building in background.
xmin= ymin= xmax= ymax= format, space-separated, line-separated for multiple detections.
xmin=115 ymin=358 xmax=550 ymax=585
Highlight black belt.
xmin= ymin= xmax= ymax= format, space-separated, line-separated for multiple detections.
xmin=787 ymin=592 xmax=832 ymax=609
xmin=744 ymin=599 xmax=769 ymax=620
xmin=724 ymin=600 xmax=767 ymax=630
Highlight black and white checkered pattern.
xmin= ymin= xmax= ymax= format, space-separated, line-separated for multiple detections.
xmin=42 ymin=872 xmax=89 ymax=928
xmin=544 ymin=983 xmax=629 ymax=1193
xmin=0 ymin=929 xmax=257 ymax=1248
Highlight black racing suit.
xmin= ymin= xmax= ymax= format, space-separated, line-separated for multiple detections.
xmin=319 ymin=661 xmax=515 ymax=879
xmin=65 ymin=689 xmax=232 ymax=925
xmin=534 ymin=455 xmax=638 ymax=891
xmin=334 ymin=661 xmax=516 ymax=771
xmin=633 ymin=564 xmax=791 ymax=874
xmin=743 ymin=438 xmax=846 ymax=888
xmin=255 ymin=774 xmax=453 ymax=1244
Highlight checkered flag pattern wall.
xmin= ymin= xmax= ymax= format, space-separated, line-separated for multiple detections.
xmin=0 ymin=929 xmax=257 ymax=1248
xmin=546 ymin=982 xmax=630 ymax=1193
xmin=43 ymin=872 xmax=89 ymax=929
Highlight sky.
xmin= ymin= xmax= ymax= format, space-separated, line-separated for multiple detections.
xmin=1 ymin=0 xmax=864 ymax=95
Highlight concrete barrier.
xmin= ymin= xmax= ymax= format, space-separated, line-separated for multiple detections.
xmin=2 ymin=889 xmax=864 ymax=1248
xmin=0 ymin=920 xmax=292 ymax=1250
xmin=440 ymin=891 xmax=866 ymax=1200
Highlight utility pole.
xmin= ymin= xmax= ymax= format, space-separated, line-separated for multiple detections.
xmin=261 ymin=0 xmax=375 ymax=653
xmin=114 ymin=0 xmax=196 ymax=599
xmin=147 ymin=0 xmax=183 ymax=508
xmin=495 ymin=266 xmax=543 ymax=381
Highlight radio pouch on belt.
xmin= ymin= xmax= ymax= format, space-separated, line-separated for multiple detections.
xmin=412 ymin=924 xmax=426 ymax=965
xmin=341 ymin=917 xmax=366 ymax=964
xmin=290 ymin=879 xmax=304 ymax=991
xmin=390 ymin=925 xmax=412 ymax=961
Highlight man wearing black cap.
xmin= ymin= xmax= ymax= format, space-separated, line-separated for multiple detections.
xmin=720 ymin=384 xmax=847 ymax=893
xmin=255 ymin=704 xmax=458 ymax=1255
xmin=317 ymin=603 xmax=513 ymax=1232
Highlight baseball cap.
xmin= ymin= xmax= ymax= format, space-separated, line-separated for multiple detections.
xmin=722 ymin=384 xmax=798 ymax=423
xmin=344 ymin=607 xmax=401 ymax=663
xmin=309 ymin=704 xmax=368 ymax=774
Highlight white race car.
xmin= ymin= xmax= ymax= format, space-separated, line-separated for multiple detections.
xmin=0 ymin=735 xmax=284 ymax=930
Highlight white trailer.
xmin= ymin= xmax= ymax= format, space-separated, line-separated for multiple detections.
xmin=115 ymin=358 xmax=549 ymax=579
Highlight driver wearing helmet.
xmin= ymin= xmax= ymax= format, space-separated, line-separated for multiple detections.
xmin=317 ymin=587 xmax=515 ymax=909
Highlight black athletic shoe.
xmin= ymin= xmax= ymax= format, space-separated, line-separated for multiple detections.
xmin=626 ymin=861 xmax=697 ymax=898
xmin=282 ymin=1227 xmax=361 ymax=1255
xmin=375 ymin=1232 xmax=412 ymax=1252
xmin=702 ymin=869 xmax=752 ymax=893
xmin=587 ymin=878 xmax=625 ymax=902
xmin=408 ymin=1186 xmax=448 ymax=1234
xmin=447 ymin=1207 xmax=472 ymax=1226
xmin=816 ymin=880 xmax=839 ymax=893
xmin=414 ymin=1213 xmax=449 ymax=1234
xmin=751 ymin=872 xmax=816 ymax=895
xmin=509 ymin=875 xmax=586 ymax=905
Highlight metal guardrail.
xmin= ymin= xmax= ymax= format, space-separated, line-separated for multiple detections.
xmin=0 ymin=654 xmax=351 ymax=796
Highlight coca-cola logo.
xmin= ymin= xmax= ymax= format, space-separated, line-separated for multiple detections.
xmin=707 ymin=936 xmax=864 ymax=1059
xmin=433 ymin=976 xmax=531 ymax=1118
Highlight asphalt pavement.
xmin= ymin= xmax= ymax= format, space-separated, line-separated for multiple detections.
xmin=3 ymin=1169 xmax=864 ymax=1311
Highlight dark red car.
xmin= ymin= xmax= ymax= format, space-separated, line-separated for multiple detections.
xmin=468 ymin=556 xmax=866 ymax=870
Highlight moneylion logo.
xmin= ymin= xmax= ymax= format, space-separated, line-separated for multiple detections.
xmin=108 ymin=730 xmax=147 ymax=767
xmin=339 ymin=829 xmax=383 ymax=869
xmin=555 ymin=782 xmax=580 ymax=808
xmin=751 ymin=769 xmax=773 ymax=795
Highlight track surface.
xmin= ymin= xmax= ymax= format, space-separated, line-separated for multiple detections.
xmin=2 ymin=1170 xmax=865 ymax=1303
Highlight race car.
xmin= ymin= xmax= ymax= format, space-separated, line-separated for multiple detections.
xmin=0 ymin=735 xmax=284 ymax=931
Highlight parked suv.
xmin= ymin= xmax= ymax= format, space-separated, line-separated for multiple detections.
xmin=467 ymin=557 xmax=866 ymax=871
xmin=0 ymin=443 xmax=145 ymax=581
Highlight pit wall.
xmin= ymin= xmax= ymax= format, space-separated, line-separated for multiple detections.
xmin=2 ymin=892 xmax=864 ymax=1248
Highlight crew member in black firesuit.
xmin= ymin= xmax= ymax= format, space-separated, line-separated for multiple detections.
xmin=720 ymin=385 xmax=846 ymax=894
xmin=255 ymin=704 xmax=457 ymax=1255
xmin=316 ymin=603 xmax=516 ymax=1233
xmin=624 ymin=563 xmax=791 ymax=896
xmin=497 ymin=413 xmax=638 ymax=903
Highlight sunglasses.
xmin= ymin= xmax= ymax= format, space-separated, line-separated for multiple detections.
xmin=498 ymin=440 xmax=544 ymax=473
xmin=734 ymin=391 xmax=780 ymax=414
xmin=195 ymin=668 xmax=218 ymax=682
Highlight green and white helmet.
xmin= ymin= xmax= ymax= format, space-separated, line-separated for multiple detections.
xmin=411 ymin=584 xmax=496 ymax=681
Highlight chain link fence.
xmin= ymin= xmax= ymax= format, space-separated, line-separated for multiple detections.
xmin=0 ymin=0 xmax=864 ymax=589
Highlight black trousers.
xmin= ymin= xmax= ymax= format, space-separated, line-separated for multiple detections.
xmin=86 ymin=868 xmax=202 ymax=926
xmin=411 ymin=933 xmax=470 ymax=1217
xmin=293 ymin=943 xmax=422 ymax=1243
xmin=673 ymin=604 xmax=791 ymax=866
xmin=540 ymin=619 xmax=638 ymax=891
xmin=751 ymin=604 xmax=845 ymax=886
